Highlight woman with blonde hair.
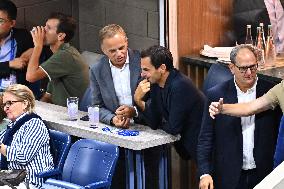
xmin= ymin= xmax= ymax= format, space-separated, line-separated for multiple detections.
xmin=0 ymin=84 xmax=54 ymax=188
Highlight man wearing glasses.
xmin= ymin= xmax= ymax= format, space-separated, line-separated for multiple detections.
xmin=198 ymin=44 xmax=281 ymax=189
xmin=0 ymin=0 xmax=41 ymax=97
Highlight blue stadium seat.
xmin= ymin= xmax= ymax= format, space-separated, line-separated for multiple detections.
xmin=36 ymin=129 xmax=71 ymax=180
xmin=202 ymin=63 xmax=233 ymax=95
xmin=42 ymin=139 xmax=119 ymax=189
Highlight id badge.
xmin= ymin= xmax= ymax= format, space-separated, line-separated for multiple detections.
xmin=1 ymin=78 xmax=12 ymax=88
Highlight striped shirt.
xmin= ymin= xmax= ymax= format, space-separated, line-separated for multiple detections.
xmin=0 ymin=112 xmax=54 ymax=188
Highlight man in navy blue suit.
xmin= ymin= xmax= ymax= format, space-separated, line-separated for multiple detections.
xmin=198 ymin=44 xmax=281 ymax=189
xmin=134 ymin=45 xmax=205 ymax=161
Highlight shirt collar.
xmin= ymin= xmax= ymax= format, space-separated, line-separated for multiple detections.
xmin=234 ymin=76 xmax=258 ymax=95
xmin=58 ymin=43 xmax=70 ymax=50
xmin=1 ymin=30 xmax=12 ymax=46
xmin=162 ymin=68 xmax=177 ymax=89
xmin=109 ymin=51 xmax=129 ymax=69
xmin=8 ymin=112 xmax=28 ymax=127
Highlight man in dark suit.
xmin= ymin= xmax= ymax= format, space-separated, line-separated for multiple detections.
xmin=90 ymin=24 xmax=141 ymax=128
xmin=134 ymin=45 xmax=205 ymax=161
xmin=0 ymin=0 xmax=42 ymax=98
xmin=198 ymin=44 xmax=281 ymax=189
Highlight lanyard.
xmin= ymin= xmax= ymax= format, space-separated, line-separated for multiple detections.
xmin=9 ymin=30 xmax=15 ymax=61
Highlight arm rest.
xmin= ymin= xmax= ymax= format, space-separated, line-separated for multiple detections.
xmin=85 ymin=181 xmax=110 ymax=189
xmin=45 ymin=179 xmax=84 ymax=189
xmin=36 ymin=168 xmax=61 ymax=178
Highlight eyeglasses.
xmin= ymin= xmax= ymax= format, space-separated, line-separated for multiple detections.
xmin=0 ymin=18 xmax=10 ymax=26
xmin=235 ymin=64 xmax=258 ymax=73
xmin=2 ymin=100 xmax=23 ymax=109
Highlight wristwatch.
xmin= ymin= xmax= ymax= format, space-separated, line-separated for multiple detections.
xmin=110 ymin=117 xmax=114 ymax=126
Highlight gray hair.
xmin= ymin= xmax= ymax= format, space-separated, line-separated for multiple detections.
xmin=99 ymin=24 xmax=127 ymax=44
xmin=4 ymin=84 xmax=35 ymax=113
xmin=230 ymin=44 xmax=259 ymax=64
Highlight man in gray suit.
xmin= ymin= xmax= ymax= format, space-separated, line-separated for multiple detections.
xmin=90 ymin=24 xmax=141 ymax=128
xmin=89 ymin=24 xmax=142 ymax=188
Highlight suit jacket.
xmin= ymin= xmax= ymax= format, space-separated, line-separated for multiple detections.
xmin=0 ymin=28 xmax=33 ymax=85
xmin=142 ymin=69 xmax=205 ymax=161
xmin=0 ymin=28 xmax=52 ymax=99
xmin=89 ymin=49 xmax=141 ymax=125
xmin=197 ymin=78 xmax=281 ymax=189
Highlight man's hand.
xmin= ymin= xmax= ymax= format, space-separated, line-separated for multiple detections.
xmin=134 ymin=79 xmax=150 ymax=111
xmin=9 ymin=58 xmax=28 ymax=69
xmin=112 ymin=116 xmax=130 ymax=129
xmin=115 ymin=105 xmax=136 ymax=119
xmin=199 ymin=175 xmax=214 ymax=189
xmin=30 ymin=26 xmax=45 ymax=48
xmin=209 ymin=98 xmax=223 ymax=119
xmin=40 ymin=93 xmax=52 ymax=103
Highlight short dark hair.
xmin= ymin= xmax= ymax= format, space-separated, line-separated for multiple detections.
xmin=48 ymin=12 xmax=76 ymax=43
xmin=230 ymin=44 xmax=258 ymax=64
xmin=0 ymin=0 xmax=17 ymax=20
xmin=141 ymin=45 xmax=174 ymax=70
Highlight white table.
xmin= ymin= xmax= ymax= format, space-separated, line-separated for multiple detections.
xmin=35 ymin=101 xmax=180 ymax=189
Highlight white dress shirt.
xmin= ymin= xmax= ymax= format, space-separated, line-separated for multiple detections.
xmin=234 ymin=77 xmax=258 ymax=170
xmin=265 ymin=0 xmax=284 ymax=53
xmin=109 ymin=53 xmax=133 ymax=106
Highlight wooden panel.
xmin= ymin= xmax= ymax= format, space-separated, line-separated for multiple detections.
xmin=178 ymin=0 xmax=233 ymax=57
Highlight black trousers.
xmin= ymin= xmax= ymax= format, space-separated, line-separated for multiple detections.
xmin=235 ymin=169 xmax=260 ymax=189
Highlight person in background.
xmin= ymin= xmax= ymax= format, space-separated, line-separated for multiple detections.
xmin=0 ymin=84 xmax=54 ymax=188
xmin=0 ymin=95 xmax=8 ymax=131
xmin=26 ymin=12 xmax=89 ymax=107
xmin=134 ymin=45 xmax=205 ymax=161
xmin=264 ymin=0 xmax=284 ymax=54
xmin=0 ymin=0 xmax=43 ymax=99
xmin=200 ymin=45 xmax=281 ymax=189
xmin=90 ymin=24 xmax=142 ymax=128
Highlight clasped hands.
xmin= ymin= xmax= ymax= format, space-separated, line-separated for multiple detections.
xmin=112 ymin=105 xmax=136 ymax=129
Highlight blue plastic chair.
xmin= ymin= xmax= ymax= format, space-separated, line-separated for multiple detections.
xmin=274 ymin=115 xmax=284 ymax=168
xmin=202 ymin=63 xmax=233 ymax=95
xmin=79 ymin=86 xmax=92 ymax=112
xmin=42 ymin=139 xmax=119 ymax=189
xmin=36 ymin=129 xmax=71 ymax=180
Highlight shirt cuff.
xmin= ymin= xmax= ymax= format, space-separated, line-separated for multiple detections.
xmin=133 ymin=106 xmax=139 ymax=117
xmin=200 ymin=174 xmax=210 ymax=180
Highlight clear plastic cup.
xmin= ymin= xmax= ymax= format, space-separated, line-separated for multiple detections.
xmin=88 ymin=105 xmax=99 ymax=126
xmin=67 ymin=97 xmax=79 ymax=121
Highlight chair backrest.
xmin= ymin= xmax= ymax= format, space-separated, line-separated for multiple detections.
xmin=274 ymin=115 xmax=284 ymax=168
xmin=61 ymin=139 xmax=119 ymax=187
xmin=202 ymin=63 xmax=233 ymax=95
xmin=49 ymin=129 xmax=71 ymax=170
xmin=79 ymin=86 xmax=92 ymax=112
xmin=81 ymin=51 xmax=104 ymax=68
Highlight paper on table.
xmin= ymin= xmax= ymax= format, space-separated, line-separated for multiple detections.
xmin=216 ymin=57 xmax=231 ymax=64
xmin=200 ymin=45 xmax=234 ymax=59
